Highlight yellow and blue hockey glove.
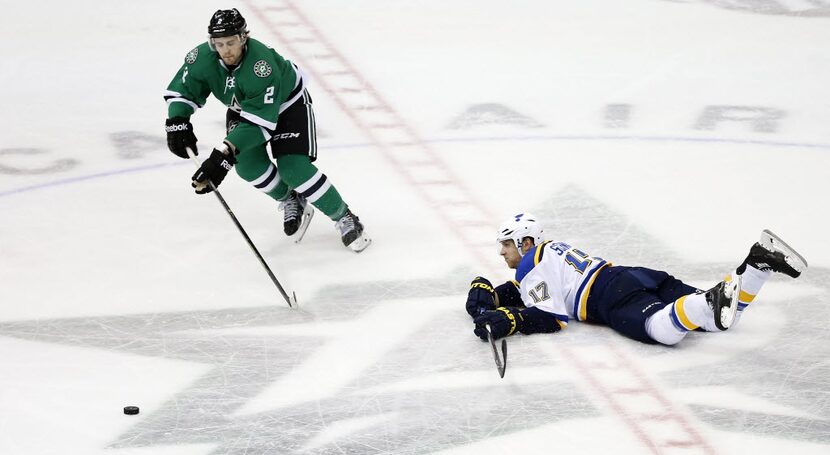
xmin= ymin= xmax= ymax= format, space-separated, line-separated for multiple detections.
xmin=473 ymin=307 xmax=523 ymax=341
xmin=466 ymin=276 xmax=497 ymax=318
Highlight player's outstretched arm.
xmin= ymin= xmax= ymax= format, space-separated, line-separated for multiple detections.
xmin=494 ymin=281 xmax=524 ymax=308
xmin=517 ymin=307 xmax=564 ymax=335
xmin=473 ymin=306 xmax=563 ymax=340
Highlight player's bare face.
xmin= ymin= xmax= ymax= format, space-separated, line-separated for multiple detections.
xmin=213 ymin=36 xmax=244 ymax=66
xmin=500 ymin=240 xmax=522 ymax=269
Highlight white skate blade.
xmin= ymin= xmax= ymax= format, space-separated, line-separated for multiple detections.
xmin=293 ymin=206 xmax=315 ymax=244
xmin=760 ymin=229 xmax=808 ymax=274
xmin=720 ymin=275 xmax=741 ymax=330
xmin=347 ymin=233 xmax=372 ymax=253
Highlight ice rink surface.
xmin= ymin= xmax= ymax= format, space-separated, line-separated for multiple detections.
xmin=2 ymin=0 xmax=829 ymax=453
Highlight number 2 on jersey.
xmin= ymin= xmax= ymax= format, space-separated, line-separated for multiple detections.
xmin=264 ymin=86 xmax=275 ymax=104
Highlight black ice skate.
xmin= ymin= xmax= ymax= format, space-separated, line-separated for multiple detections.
xmin=279 ymin=191 xmax=314 ymax=243
xmin=335 ymin=209 xmax=371 ymax=252
xmin=705 ymin=277 xmax=741 ymax=331
xmin=737 ymin=229 xmax=808 ymax=278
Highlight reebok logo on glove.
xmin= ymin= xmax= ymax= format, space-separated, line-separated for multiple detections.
xmin=220 ymin=159 xmax=233 ymax=171
xmin=165 ymin=123 xmax=190 ymax=132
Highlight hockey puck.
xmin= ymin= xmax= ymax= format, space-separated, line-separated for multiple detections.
xmin=123 ymin=406 xmax=140 ymax=415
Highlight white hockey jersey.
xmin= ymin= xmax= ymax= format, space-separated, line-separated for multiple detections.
xmin=515 ymin=241 xmax=610 ymax=325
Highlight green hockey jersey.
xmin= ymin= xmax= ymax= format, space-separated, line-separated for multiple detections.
xmin=164 ymin=38 xmax=301 ymax=153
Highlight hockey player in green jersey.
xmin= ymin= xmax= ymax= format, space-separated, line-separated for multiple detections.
xmin=164 ymin=8 xmax=370 ymax=252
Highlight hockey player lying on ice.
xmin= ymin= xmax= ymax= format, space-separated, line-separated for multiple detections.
xmin=466 ymin=213 xmax=807 ymax=345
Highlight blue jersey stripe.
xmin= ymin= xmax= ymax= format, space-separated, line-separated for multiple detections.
xmin=572 ymin=260 xmax=608 ymax=321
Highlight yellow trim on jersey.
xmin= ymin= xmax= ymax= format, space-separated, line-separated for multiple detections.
xmin=534 ymin=241 xmax=551 ymax=266
xmin=675 ymin=295 xmax=700 ymax=330
xmin=556 ymin=319 xmax=568 ymax=329
xmin=510 ymin=279 xmax=520 ymax=288
xmin=576 ymin=262 xmax=611 ymax=321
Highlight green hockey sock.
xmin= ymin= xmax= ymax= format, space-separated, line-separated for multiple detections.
xmin=234 ymin=149 xmax=290 ymax=201
xmin=277 ymin=155 xmax=348 ymax=220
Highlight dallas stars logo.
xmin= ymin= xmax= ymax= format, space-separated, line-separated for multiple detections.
xmin=185 ymin=47 xmax=198 ymax=64
xmin=253 ymin=60 xmax=272 ymax=78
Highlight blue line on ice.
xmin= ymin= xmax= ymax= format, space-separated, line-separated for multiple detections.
xmin=1 ymin=134 xmax=828 ymax=199
xmin=0 ymin=162 xmax=182 ymax=198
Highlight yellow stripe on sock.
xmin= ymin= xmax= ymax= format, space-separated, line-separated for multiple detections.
xmin=728 ymin=272 xmax=756 ymax=303
xmin=675 ymin=296 xmax=700 ymax=331
xmin=739 ymin=290 xmax=756 ymax=303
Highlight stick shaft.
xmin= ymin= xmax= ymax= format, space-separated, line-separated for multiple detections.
xmin=188 ymin=148 xmax=295 ymax=307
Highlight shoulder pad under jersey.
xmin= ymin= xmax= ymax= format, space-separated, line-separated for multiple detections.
xmin=515 ymin=241 xmax=551 ymax=282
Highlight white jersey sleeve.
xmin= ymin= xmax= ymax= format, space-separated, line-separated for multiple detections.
xmin=515 ymin=241 xmax=609 ymax=323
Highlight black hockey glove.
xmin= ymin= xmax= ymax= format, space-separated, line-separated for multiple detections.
xmin=466 ymin=276 xmax=497 ymax=318
xmin=191 ymin=145 xmax=237 ymax=194
xmin=473 ymin=307 xmax=523 ymax=341
xmin=165 ymin=117 xmax=198 ymax=159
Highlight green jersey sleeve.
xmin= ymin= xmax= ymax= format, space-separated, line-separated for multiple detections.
xmin=164 ymin=44 xmax=212 ymax=119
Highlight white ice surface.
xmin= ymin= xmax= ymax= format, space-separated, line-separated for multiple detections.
xmin=1 ymin=0 xmax=829 ymax=454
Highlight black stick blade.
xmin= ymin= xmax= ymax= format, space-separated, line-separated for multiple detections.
xmin=486 ymin=324 xmax=507 ymax=378
xmin=500 ymin=339 xmax=507 ymax=378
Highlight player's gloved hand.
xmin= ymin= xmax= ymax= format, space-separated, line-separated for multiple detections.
xmin=466 ymin=276 xmax=497 ymax=318
xmin=191 ymin=143 xmax=237 ymax=194
xmin=165 ymin=117 xmax=198 ymax=159
xmin=473 ymin=307 xmax=523 ymax=341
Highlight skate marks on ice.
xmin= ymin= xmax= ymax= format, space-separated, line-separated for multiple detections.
xmin=0 ymin=274 xmax=596 ymax=454
xmin=687 ymin=0 xmax=830 ymax=17
xmin=536 ymin=184 xmax=830 ymax=444
xmin=1 ymin=185 xmax=828 ymax=452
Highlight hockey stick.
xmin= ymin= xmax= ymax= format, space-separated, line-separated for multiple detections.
xmin=187 ymin=148 xmax=297 ymax=308
xmin=486 ymin=324 xmax=508 ymax=378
